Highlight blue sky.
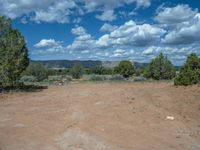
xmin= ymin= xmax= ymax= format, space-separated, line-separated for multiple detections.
xmin=1 ymin=0 xmax=200 ymax=65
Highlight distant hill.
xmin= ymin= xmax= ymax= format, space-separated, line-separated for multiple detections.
xmin=31 ymin=60 xmax=101 ymax=69
xmin=102 ymin=61 xmax=148 ymax=69
xmin=31 ymin=60 xmax=149 ymax=69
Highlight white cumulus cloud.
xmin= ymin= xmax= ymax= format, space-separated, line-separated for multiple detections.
xmin=100 ymin=23 xmax=118 ymax=32
xmin=71 ymin=26 xmax=87 ymax=35
xmin=97 ymin=20 xmax=166 ymax=47
xmin=155 ymin=4 xmax=198 ymax=25
xmin=0 ymin=0 xmax=151 ymax=23
xmin=34 ymin=39 xmax=63 ymax=48
xmin=161 ymin=8 xmax=200 ymax=45
xmin=96 ymin=10 xmax=116 ymax=21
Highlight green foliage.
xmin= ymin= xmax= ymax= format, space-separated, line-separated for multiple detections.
xmin=89 ymin=75 xmax=125 ymax=81
xmin=174 ymin=53 xmax=200 ymax=86
xmin=0 ymin=16 xmax=29 ymax=87
xmin=109 ymin=75 xmax=125 ymax=81
xmin=47 ymin=68 xmax=70 ymax=76
xmin=70 ymin=63 xmax=84 ymax=79
xmin=145 ymin=53 xmax=176 ymax=80
xmin=89 ymin=75 xmax=107 ymax=81
xmin=135 ymin=69 xmax=142 ymax=76
xmin=20 ymin=75 xmax=37 ymax=82
xmin=23 ymin=63 xmax=48 ymax=81
xmin=103 ymin=68 xmax=114 ymax=75
xmin=84 ymin=68 xmax=92 ymax=75
xmin=114 ymin=60 xmax=135 ymax=78
xmin=91 ymin=65 xmax=105 ymax=75
xmin=47 ymin=75 xmax=72 ymax=85
xmin=89 ymin=65 xmax=114 ymax=75
xmin=48 ymin=76 xmax=63 ymax=82
xmin=133 ymin=76 xmax=147 ymax=82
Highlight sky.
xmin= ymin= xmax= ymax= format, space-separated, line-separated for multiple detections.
xmin=0 ymin=0 xmax=200 ymax=65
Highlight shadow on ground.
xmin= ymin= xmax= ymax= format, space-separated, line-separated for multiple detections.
xmin=0 ymin=85 xmax=48 ymax=93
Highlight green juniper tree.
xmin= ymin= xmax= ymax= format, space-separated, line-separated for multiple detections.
xmin=0 ymin=16 xmax=29 ymax=87
xmin=145 ymin=53 xmax=176 ymax=80
xmin=91 ymin=65 xmax=105 ymax=75
xmin=70 ymin=62 xmax=84 ymax=79
xmin=174 ymin=53 xmax=200 ymax=86
xmin=114 ymin=60 xmax=135 ymax=78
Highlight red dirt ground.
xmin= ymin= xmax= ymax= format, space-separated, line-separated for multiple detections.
xmin=0 ymin=82 xmax=200 ymax=150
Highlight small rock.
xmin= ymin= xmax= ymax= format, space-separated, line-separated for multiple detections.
xmin=166 ymin=116 xmax=175 ymax=120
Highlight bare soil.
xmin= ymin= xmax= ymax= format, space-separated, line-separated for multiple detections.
xmin=0 ymin=82 xmax=200 ymax=150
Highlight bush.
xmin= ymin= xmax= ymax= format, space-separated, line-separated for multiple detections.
xmin=133 ymin=76 xmax=147 ymax=82
xmin=23 ymin=63 xmax=48 ymax=82
xmin=63 ymin=76 xmax=72 ymax=82
xmin=48 ymin=75 xmax=72 ymax=85
xmin=109 ymin=75 xmax=125 ymax=81
xmin=84 ymin=68 xmax=92 ymax=75
xmin=20 ymin=75 xmax=37 ymax=82
xmin=135 ymin=69 xmax=142 ymax=76
xmin=114 ymin=60 xmax=135 ymax=78
xmin=47 ymin=69 xmax=70 ymax=76
xmin=48 ymin=75 xmax=72 ymax=82
xmin=89 ymin=75 xmax=107 ymax=81
xmin=145 ymin=53 xmax=176 ymax=80
xmin=70 ymin=63 xmax=84 ymax=79
xmin=174 ymin=53 xmax=200 ymax=86
xmin=0 ymin=16 xmax=29 ymax=87
xmin=88 ymin=65 xmax=114 ymax=75
xmin=48 ymin=76 xmax=63 ymax=82
xmin=91 ymin=65 xmax=105 ymax=75
xmin=103 ymin=68 xmax=114 ymax=75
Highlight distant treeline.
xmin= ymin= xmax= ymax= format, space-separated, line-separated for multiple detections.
xmin=30 ymin=60 xmax=150 ymax=69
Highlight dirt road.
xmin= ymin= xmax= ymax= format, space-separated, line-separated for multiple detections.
xmin=0 ymin=82 xmax=200 ymax=150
